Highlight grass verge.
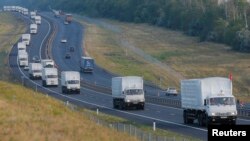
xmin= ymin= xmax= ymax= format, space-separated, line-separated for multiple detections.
xmin=76 ymin=16 xmax=250 ymax=102
xmin=0 ymin=81 xmax=138 ymax=141
xmin=0 ymin=12 xmax=26 ymax=80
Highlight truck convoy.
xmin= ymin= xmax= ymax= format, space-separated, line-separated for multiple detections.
xmin=34 ymin=15 xmax=41 ymax=25
xmin=112 ymin=76 xmax=145 ymax=110
xmin=22 ymin=34 xmax=31 ymax=46
xmin=80 ymin=57 xmax=94 ymax=73
xmin=181 ymin=77 xmax=237 ymax=126
xmin=61 ymin=71 xmax=80 ymax=94
xmin=28 ymin=63 xmax=42 ymax=79
xmin=30 ymin=24 xmax=37 ymax=34
xmin=18 ymin=51 xmax=28 ymax=67
xmin=42 ymin=68 xmax=58 ymax=87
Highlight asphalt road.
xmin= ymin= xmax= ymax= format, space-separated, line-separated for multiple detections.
xmin=8 ymin=12 xmax=250 ymax=141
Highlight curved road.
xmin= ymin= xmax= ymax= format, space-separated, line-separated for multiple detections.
xmin=8 ymin=12 xmax=250 ymax=141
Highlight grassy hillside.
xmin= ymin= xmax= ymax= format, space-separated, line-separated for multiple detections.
xmin=0 ymin=12 xmax=26 ymax=80
xmin=77 ymin=16 xmax=250 ymax=102
xmin=0 ymin=81 xmax=138 ymax=141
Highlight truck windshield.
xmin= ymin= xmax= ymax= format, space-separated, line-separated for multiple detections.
xmin=209 ymin=97 xmax=235 ymax=106
xmin=47 ymin=75 xmax=57 ymax=78
xmin=19 ymin=58 xmax=27 ymax=61
xmin=125 ymin=89 xmax=143 ymax=95
xmin=67 ymin=80 xmax=79 ymax=84
xmin=45 ymin=64 xmax=53 ymax=68
xmin=33 ymin=70 xmax=41 ymax=73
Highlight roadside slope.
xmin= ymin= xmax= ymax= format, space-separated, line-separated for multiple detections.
xmin=76 ymin=16 xmax=250 ymax=102
xmin=0 ymin=81 xmax=138 ymax=141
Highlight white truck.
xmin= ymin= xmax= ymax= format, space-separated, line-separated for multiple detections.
xmin=30 ymin=11 xmax=36 ymax=19
xmin=112 ymin=76 xmax=145 ymax=110
xmin=41 ymin=59 xmax=55 ymax=68
xmin=61 ymin=71 xmax=80 ymax=94
xmin=181 ymin=77 xmax=237 ymax=126
xmin=28 ymin=63 xmax=42 ymax=79
xmin=22 ymin=34 xmax=31 ymax=46
xmin=30 ymin=24 xmax=37 ymax=34
xmin=42 ymin=68 xmax=58 ymax=87
xmin=17 ymin=42 xmax=26 ymax=51
xmin=34 ymin=15 xmax=41 ymax=25
xmin=18 ymin=51 xmax=28 ymax=67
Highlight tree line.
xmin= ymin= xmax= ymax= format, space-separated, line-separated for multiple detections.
xmin=2 ymin=0 xmax=250 ymax=52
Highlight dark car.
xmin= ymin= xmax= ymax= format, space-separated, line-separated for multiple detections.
xmin=65 ymin=53 xmax=70 ymax=59
xmin=69 ymin=47 xmax=74 ymax=52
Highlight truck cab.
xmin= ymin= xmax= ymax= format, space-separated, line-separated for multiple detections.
xmin=34 ymin=16 xmax=41 ymax=25
xmin=61 ymin=71 xmax=80 ymax=94
xmin=204 ymin=94 xmax=237 ymax=125
xmin=28 ymin=63 xmax=42 ymax=79
xmin=18 ymin=51 xmax=28 ymax=67
xmin=22 ymin=34 xmax=31 ymax=46
xmin=80 ymin=57 xmax=94 ymax=73
xmin=42 ymin=68 xmax=58 ymax=87
xmin=30 ymin=24 xmax=37 ymax=34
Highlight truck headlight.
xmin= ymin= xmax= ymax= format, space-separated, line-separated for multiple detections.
xmin=231 ymin=112 xmax=237 ymax=115
xmin=125 ymin=99 xmax=130 ymax=102
xmin=211 ymin=113 xmax=216 ymax=116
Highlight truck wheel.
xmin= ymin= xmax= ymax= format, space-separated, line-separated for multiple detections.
xmin=198 ymin=114 xmax=203 ymax=126
xmin=141 ymin=105 xmax=145 ymax=110
xmin=42 ymin=80 xmax=46 ymax=87
xmin=183 ymin=111 xmax=187 ymax=124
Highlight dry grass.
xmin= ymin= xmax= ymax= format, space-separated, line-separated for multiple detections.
xmin=0 ymin=81 xmax=138 ymax=141
xmin=0 ymin=12 xmax=26 ymax=80
xmin=76 ymin=16 xmax=250 ymax=102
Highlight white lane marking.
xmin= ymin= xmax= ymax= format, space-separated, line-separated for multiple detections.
xmin=238 ymin=118 xmax=250 ymax=122
xmin=39 ymin=16 xmax=51 ymax=59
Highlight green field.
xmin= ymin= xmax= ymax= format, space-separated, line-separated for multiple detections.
xmin=76 ymin=16 xmax=250 ymax=102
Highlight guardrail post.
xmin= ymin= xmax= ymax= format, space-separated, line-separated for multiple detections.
xmin=96 ymin=108 xmax=99 ymax=115
xmin=153 ymin=121 xmax=156 ymax=131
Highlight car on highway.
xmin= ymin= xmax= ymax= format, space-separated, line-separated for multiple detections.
xmin=65 ymin=53 xmax=70 ymax=59
xmin=32 ymin=56 xmax=40 ymax=63
xmin=165 ymin=87 xmax=178 ymax=96
xmin=69 ymin=46 xmax=74 ymax=52
xmin=24 ymin=66 xmax=29 ymax=71
xmin=61 ymin=38 xmax=67 ymax=43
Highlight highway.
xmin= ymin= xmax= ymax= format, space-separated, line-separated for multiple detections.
xmin=8 ymin=11 xmax=250 ymax=141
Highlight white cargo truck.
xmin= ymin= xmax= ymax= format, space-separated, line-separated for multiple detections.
xmin=22 ymin=34 xmax=31 ymax=46
xmin=28 ymin=63 xmax=42 ymax=79
xmin=17 ymin=42 xmax=26 ymax=51
xmin=34 ymin=15 xmax=41 ymax=25
xmin=18 ymin=51 xmax=28 ymax=67
xmin=61 ymin=71 xmax=80 ymax=94
xmin=30 ymin=24 xmax=37 ymax=34
xmin=23 ymin=8 xmax=28 ymax=15
xmin=30 ymin=11 xmax=36 ymax=19
xmin=41 ymin=59 xmax=54 ymax=68
xmin=112 ymin=76 xmax=145 ymax=110
xmin=181 ymin=77 xmax=237 ymax=126
xmin=42 ymin=68 xmax=58 ymax=87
